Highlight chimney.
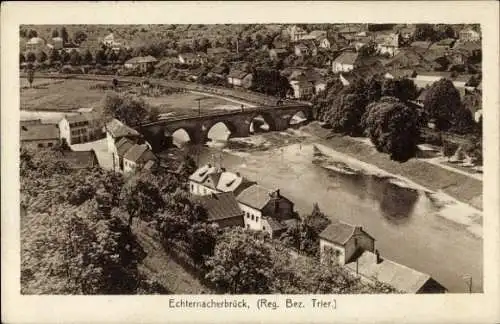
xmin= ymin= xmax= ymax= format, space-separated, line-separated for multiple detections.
xmin=276 ymin=189 xmax=280 ymax=197
xmin=236 ymin=172 xmax=241 ymax=177
xmin=221 ymin=167 xmax=226 ymax=172
xmin=375 ymin=249 xmax=382 ymax=264
xmin=207 ymin=163 xmax=212 ymax=168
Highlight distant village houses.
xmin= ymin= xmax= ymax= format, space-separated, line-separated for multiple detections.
xmin=332 ymin=51 xmax=361 ymax=73
xmin=124 ymin=56 xmax=158 ymax=73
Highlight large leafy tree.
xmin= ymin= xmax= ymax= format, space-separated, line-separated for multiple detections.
xmin=36 ymin=50 xmax=47 ymax=63
xmin=120 ymin=175 xmax=164 ymax=227
xmin=364 ymin=97 xmax=420 ymax=162
xmin=69 ymin=49 xmax=81 ymax=66
xmin=205 ymin=228 xmax=274 ymax=293
xmin=327 ymin=93 xmax=367 ymax=136
xmin=81 ymin=49 xmax=93 ymax=65
xmin=102 ymin=92 xmax=150 ymax=127
xmin=60 ymin=26 xmax=69 ymax=44
xmin=423 ymin=79 xmax=461 ymax=131
xmin=187 ymin=222 xmax=218 ymax=266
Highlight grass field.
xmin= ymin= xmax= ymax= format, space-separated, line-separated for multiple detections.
xmin=20 ymin=78 xmax=237 ymax=115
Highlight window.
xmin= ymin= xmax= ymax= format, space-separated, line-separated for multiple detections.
xmin=246 ymin=224 xmax=250 ymax=229
xmin=246 ymin=212 xmax=249 ymax=218
xmin=37 ymin=143 xmax=43 ymax=148
xmin=263 ymin=226 xmax=266 ymax=230
xmin=251 ymin=215 xmax=254 ymax=221
xmin=256 ymin=217 xmax=259 ymax=222
xmin=48 ymin=142 xmax=53 ymax=147
xmin=191 ymin=184 xmax=194 ymax=192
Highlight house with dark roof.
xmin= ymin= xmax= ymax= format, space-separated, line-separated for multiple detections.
xmin=410 ymin=41 xmax=432 ymax=51
xmin=332 ymin=51 xmax=361 ymax=73
xmin=58 ymin=112 xmax=104 ymax=146
xmin=20 ymin=123 xmax=60 ymax=149
xmin=339 ymin=61 xmax=386 ymax=86
xmin=105 ymin=118 xmax=142 ymax=153
xmin=227 ymin=69 xmax=253 ymax=88
xmin=236 ymin=184 xmax=296 ymax=238
xmin=319 ymin=220 xmax=375 ymax=266
xmin=123 ymin=143 xmax=157 ymax=174
xmin=57 ymin=150 xmax=98 ymax=169
xmin=294 ymin=40 xmax=317 ymax=57
xmin=192 ymin=192 xmax=245 ymax=228
xmin=345 ymin=250 xmax=447 ymax=293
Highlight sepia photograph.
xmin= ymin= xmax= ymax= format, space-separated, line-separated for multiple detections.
xmin=2 ymin=2 xmax=499 ymax=324
xmin=19 ymin=22 xmax=483 ymax=295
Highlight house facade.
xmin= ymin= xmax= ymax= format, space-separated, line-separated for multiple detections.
xmin=123 ymin=143 xmax=157 ymax=174
xmin=25 ymin=37 xmax=46 ymax=52
xmin=124 ymin=56 xmax=158 ymax=72
xmin=459 ymin=28 xmax=481 ymax=42
xmin=58 ymin=112 xmax=104 ymax=146
xmin=189 ymin=164 xmax=221 ymax=196
xmin=318 ymin=37 xmax=331 ymax=49
xmin=332 ymin=51 xmax=360 ymax=73
xmin=227 ymin=70 xmax=253 ymax=88
xmin=290 ymin=80 xmax=314 ymax=99
xmin=178 ymin=52 xmax=207 ymax=65
xmin=105 ymin=118 xmax=142 ymax=155
xmin=375 ymin=33 xmax=399 ymax=57
xmin=288 ymin=25 xmax=308 ymax=42
xmin=319 ymin=221 xmax=375 ymax=266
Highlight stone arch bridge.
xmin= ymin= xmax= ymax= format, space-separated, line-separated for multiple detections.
xmin=139 ymin=104 xmax=312 ymax=152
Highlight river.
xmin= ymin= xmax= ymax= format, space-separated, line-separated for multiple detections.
xmin=174 ymin=122 xmax=483 ymax=293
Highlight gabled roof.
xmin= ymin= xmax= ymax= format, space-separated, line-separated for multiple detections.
xmin=410 ymin=41 xmax=432 ymax=50
xmin=105 ymin=119 xmax=140 ymax=139
xmin=58 ymin=150 xmax=97 ymax=169
xmin=319 ymin=220 xmax=374 ymax=246
xmin=333 ymin=51 xmax=359 ymax=65
xmin=345 ymin=251 xmax=445 ymax=293
xmin=263 ymin=217 xmax=287 ymax=232
xmin=189 ymin=164 xmax=218 ymax=183
xmin=215 ymin=171 xmax=255 ymax=194
xmin=123 ymin=144 xmax=155 ymax=163
xmin=192 ymin=192 xmax=244 ymax=221
xmin=236 ymin=184 xmax=282 ymax=210
xmin=125 ymin=55 xmax=158 ymax=64
xmin=228 ymin=69 xmax=249 ymax=79
xmin=115 ymin=137 xmax=135 ymax=157
xmin=20 ymin=124 xmax=59 ymax=141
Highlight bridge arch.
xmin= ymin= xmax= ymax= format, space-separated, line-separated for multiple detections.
xmin=206 ymin=120 xmax=238 ymax=142
xmin=169 ymin=127 xmax=193 ymax=147
xmin=288 ymin=109 xmax=309 ymax=127
xmin=249 ymin=112 xmax=276 ymax=134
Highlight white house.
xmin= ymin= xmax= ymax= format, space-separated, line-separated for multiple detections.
xmin=459 ymin=28 xmax=481 ymax=42
xmin=318 ymin=36 xmax=331 ymax=49
xmin=188 ymin=164 xmax=221 ymax=196
xmin=122 ymin=143 xmax=157 ymax=174
xmin=319 ymin=220 xmax=375 ymax=266
xmin=288 ymin=25 xmax=308 ymax=42
xmin=105 ymin=118 xmax=142 ymax=154
xmin=375 ymin=33 xmax=400 ymax=57
xmin=236 ymin=185 xmax=296 ymax=238
xmin=25 ymin=37 xmax=46 ymax=52
xmin=58 ymin=112 xmax=104 ymax=146
xmin=227 ymin=70 xmax=253 ymax=88
xmin=290 ymin=80 xmax=314 ymax=99
xmin=332 ymin=51 xmax=361 ymax=73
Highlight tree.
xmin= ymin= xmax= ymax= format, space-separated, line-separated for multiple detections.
xmin=26 ymin=51 xmax=36 ymax=63
xmin=327 ymin=93 xmax=367 ymax=136
xmin=187 ymin=222 xmax=218 ymax=265
xmin=102 ymin=92 xmax=150 ymax=127
xmin=27 ymin=29 xmax=38 ymax=38
xmin=364 ymin=97 xmax=420 ymax=162
xmin=20 ymin=53 xmax=26 ymax=65
xmin=423 ymin=79 xmax=461 ymax=130
xmin=49 ymin=49 xmax=60 ymax=64
xmin=61 ymin=26 xmax=69 ymax=44
xmin=177 ymin=154 xmax=197 ymax=179
xmin=120 ymin=175 xmax=164 ymax=227
xmin=73 ymin=30 xmax=87 ymax=44
xmin=20 ymin=29 xmax=27 ymax=38
xmin=69 ymin=49 xmax=81 ymax=66
xmin=52 ymin=29 xmax=59 ymax=38
xmin=95 ymin=49 xmax=107 ymax=65
xmin=60 ymin=50 xmax=70 ymax=64
xmin=117 ymin=49 xmax=130 ymax=64
xmin=414 ymin=24 xmax=435 ymax=41
xmin=81 ymin=49 xmax=93 ymax=65
xmin=205 ymin=228 xmax=274 ymax=293
xmin=27 ymin=68 xmax=35 ymax=88
xmin=107 ymin=50 xmax=118 ymax=63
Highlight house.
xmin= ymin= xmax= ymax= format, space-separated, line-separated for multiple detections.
xmin=188 ymin=164 xmax=221 ymax=196
xmin=56 ymin=150 xmax=98 ymax=169
xmin=207 ymin=65 xmax=228 ymax=79
xmin=413 ymin=89 xmax=428 ymax=107
xmin=25 ymin=37 xmax=46 ymax=52
xmin=154 ymin=57 xmax=179 ymax=70
xmin=113 ymin=137 xmax=136 ymax=172
xmin=375 ymin=33 xmax=400 ymax=57
xmin=269 ymin=48 xmax=289 ymax=61
xmin=332 ymin=51 xmax=361 ymax=73
xmin=290 ymin=79 xmax=315 ymax=99
xmin=398 ymin=25 xmax=416 ymax=42
xmin=384 ymin=69 xmax=416 ymax=80
xmin=20 ymin=123 xmax=60 ymax=149
xmin=178 ymin=52 xmax=207 ymax=65
xmin=345 ymin=250 xmax=447 ymax=293
xmin=412 ymin=71 xmax=470 ymax=91
xmin=338 ymin=26 xmax=363 ymax=38
xmin=452 ymin=41 xmax=481 ymax=59
xmin=319 ymin=221 xmax=375 ymax=266
xmin=308 ymin=30 xmax=327 ymax=40
xmin=105 ymin=118 xmax=142 ymax=154
xmin=236 ymin=185 xmax=296 ymax=238
xmin=339 ymin=62 xmax=386 ymax=86
xmin=227 ymin=70 xmax=253 ymax=88
xmin=215 ymin=170 xmax=256 ymax=196
xmin=123 ymin=143 xmax=157 ymax=174
xmin=58 ymin=112 xmax=104 ymax=146
xmin=410 ymin=41 xmax=432 ymax=51
xmin=124 ymin=56 xmax=158 ymax=73
xmin=294 ymin=40 xmax=317 ymax=57
xmin=288 ymin=25 xmax=308 ymax=42
xmin=192 ymin=192 xmax=245 ymax=228
xmin=102 ymin=33 xmax=122 ymax=50
xmin=459 ymin=28 xmax=481 ymax=42
xmin=50 ymin=37 xmax=63 ymax=50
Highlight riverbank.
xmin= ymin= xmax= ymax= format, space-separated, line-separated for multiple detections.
xmin=302 ymin=123 xmax=483 ymax=211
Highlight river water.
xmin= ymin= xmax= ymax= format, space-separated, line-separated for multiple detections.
xmin=174 ymin=123 xmax=483 ymax=293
